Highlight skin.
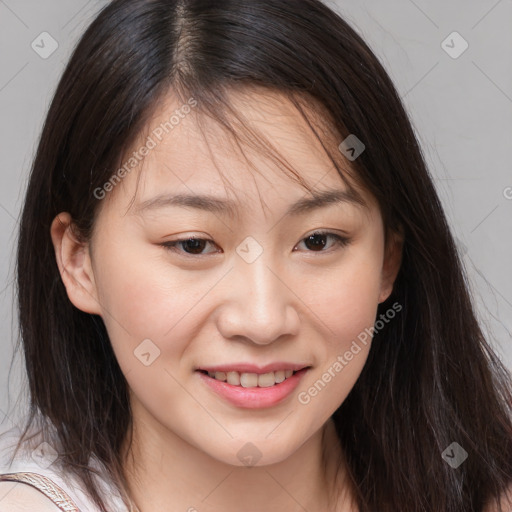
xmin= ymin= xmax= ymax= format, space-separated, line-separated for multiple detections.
xmin=50 ymin=88 xmax=403 ymax=512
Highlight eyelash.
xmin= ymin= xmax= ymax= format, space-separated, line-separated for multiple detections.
xmin=160 ymin=231 xmax=351 ymax=257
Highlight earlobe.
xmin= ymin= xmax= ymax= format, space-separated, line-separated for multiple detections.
xmin=50 ymin=212 xmax=102 ymax=315
xmin=378 ymin=228 xmax=404 ymax=304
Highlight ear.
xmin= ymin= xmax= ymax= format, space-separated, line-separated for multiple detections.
xmin=378 ymin=226 xmax=404 ymax=304
xmin=50 ymin=212 xmax=102 ymax=315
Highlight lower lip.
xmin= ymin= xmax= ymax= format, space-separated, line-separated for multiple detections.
xmin=196 ymin=368 xmax=309 ymax=409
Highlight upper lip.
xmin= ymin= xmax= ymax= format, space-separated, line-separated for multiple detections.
xmin=196 ymin=362 xmax=311 ymax=375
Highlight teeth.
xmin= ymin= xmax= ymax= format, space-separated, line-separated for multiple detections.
xmin=226 ymin=371 xmax=240 ymax=385
xmin=205 ymin=369 xmax=299 ymax=387
xmin=240 ymin=373 xmax=258 ymax=388
xmin=257 ymin=372 xmax=275 ymax=388
xmin=274 ymin=370 xmax=285 ymax=383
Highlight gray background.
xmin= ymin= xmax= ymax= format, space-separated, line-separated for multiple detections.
xmin=0 ymin=0 xmax=511 ymax=431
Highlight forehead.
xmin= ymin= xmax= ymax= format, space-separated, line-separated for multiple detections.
xmin=104 ymin=86 xmax=375 ymax=219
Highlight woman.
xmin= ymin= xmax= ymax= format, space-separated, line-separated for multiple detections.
xmin=1 ymin=0 xmax=511 ymax=511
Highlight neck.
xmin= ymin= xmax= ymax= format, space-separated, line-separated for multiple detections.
xmin=120 ymin=402 xmax=356 ymax=512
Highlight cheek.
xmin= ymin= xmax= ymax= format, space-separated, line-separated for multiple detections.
xmin=93 ymin=241 xmax=209 ymax=368
xmin=299 ymin=248 xmax=382 ymax=401
xmin=308 ymin=247 xmax=383 ymax=341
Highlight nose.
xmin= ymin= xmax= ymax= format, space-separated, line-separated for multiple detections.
xmin=215 ymin=253 xmax=301 ymax=345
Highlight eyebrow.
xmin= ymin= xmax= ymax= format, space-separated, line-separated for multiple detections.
xmin=132 ymin=188 xmax=367 ymax=217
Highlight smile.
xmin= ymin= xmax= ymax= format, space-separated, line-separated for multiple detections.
xmin=200 ymin=369 xmax=296 ymax=387
xmin=195 ymin=365 xmax=311 ymax=409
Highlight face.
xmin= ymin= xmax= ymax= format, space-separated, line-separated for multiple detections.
xmin=52 ymin=88 xmax=402 ymax=467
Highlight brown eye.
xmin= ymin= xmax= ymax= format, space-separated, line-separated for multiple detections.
xmin=161 ymin=237 xmax=219 ymax=256
xmin=296 ymin=231 xmax=350 ymax=252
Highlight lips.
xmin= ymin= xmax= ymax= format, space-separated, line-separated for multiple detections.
xmin=194 ymin=362 xmax=312 ymax=408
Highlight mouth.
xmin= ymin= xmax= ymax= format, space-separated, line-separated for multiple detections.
xmin=195 ymin=364 xmax=311 ymax=409
xmin=196 ymin=368 xmax=304 ymax=388
xmin=195 ymin=362 xmax=311 ymax=388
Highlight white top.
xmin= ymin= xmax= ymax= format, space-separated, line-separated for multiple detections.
xmin=0 ymin=423 xmax=130 ymax=512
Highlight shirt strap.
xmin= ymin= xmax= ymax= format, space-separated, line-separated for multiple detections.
xmin=0 ymin=472 xmax=80 ymax=511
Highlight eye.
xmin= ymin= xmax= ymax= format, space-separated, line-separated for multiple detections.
xmin=161 ymin=237 xmax=219 ymax=256
xmin=294 ymin=231 xmax=350 ymax=253
xmin=160 ymin=230 xmax=350 ymax=258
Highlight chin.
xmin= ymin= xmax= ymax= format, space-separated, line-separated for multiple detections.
xmin=208 ymin=437 xmax=300 ymax=468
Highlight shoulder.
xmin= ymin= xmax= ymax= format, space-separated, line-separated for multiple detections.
xmin=0 ymin=481 xmax=62 ymax=511
xmin=483 ymin=483 xmax=512 ymax=512
xmin=0 ymin=426 xmax=80 ymax=511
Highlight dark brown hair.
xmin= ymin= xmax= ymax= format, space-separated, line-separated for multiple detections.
xmin=6 ymin=0 xmax=512 ymax=510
